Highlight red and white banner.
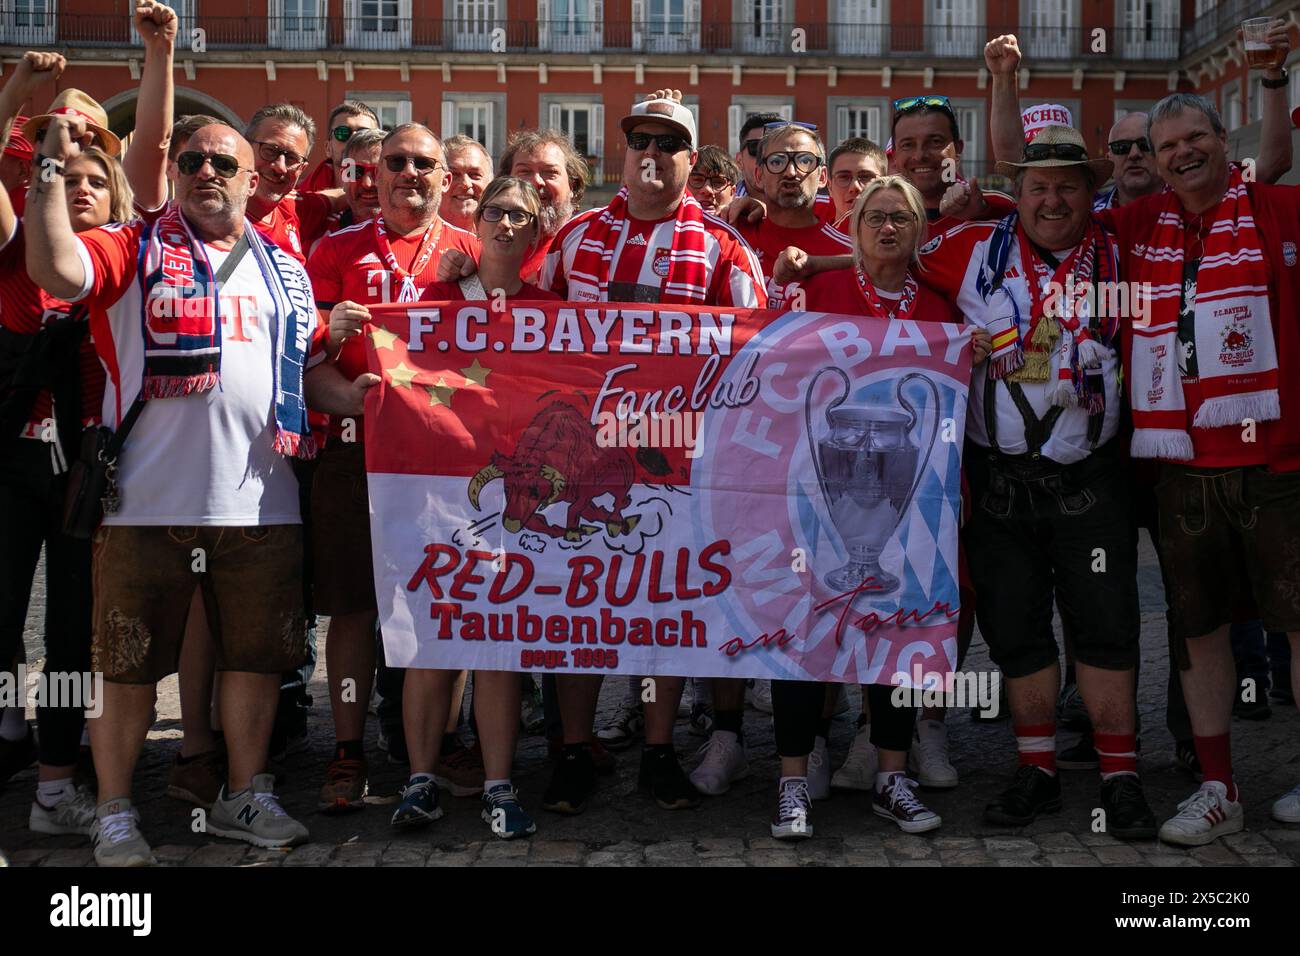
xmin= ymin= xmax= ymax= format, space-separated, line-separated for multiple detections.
xmin=363 ymin=302 xmax=971 ymax=685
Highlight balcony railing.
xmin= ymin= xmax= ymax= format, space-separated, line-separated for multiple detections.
xmin=0 ymin=15 xmax=1185 ymax=61
xmin=1181 ymin=0 xmax=1263 ymax=57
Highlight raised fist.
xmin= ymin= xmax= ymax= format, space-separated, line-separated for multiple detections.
xmin=2 ymin=51 xmax=66 ymax=108
xmin=134 ymin=1 xmax=179 ymax=49
xmin=985 ymin=34 xmax=1021 ymax=75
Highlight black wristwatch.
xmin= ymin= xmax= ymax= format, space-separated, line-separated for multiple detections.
xmin=1262 ymin=68 xmax=1289 ymax=89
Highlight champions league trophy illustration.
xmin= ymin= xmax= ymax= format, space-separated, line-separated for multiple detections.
xmin=805 ymin=368 xmax=940 ymax=596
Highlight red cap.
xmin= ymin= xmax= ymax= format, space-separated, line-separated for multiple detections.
xmin=3 ymin=115 xmax=33 ymax=161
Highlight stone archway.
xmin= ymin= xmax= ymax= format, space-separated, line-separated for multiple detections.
xmin=101 ymin=86 xmax=243 ymax=146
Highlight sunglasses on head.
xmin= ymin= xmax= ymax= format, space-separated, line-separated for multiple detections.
xmin=480 ymin=205 xmax=536 ymax=227
xmin=892 ymin=95 xmax=953 ymax=120
xmin=626 ymin=131 xmax=690 ymax=153
xmin=1108 ymin=137 xmax=1151 ymax=156
xmin=252 ymin=140 xmax=307 ymax=169
xmin=1022 ymin=142 xmax=1090 ymax=163
xmin=383 ymin=154 xmax=442 ymax=173
xmin=763 ymin=120 xmax=818 ymax=132
xmin=177 ymin=150 xmax=244 ymax=178
xmin=762 ymin=150 xmax=822 ymax=175
xmin=332 ymin=125 xmax=359 ymax=143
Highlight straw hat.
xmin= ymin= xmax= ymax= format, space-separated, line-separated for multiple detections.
xmin=23 ymin=89 xmax=121 ymax=156
xmin=994 ymin=124 xmax=1113 ymax=181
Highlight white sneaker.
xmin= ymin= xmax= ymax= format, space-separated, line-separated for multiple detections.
xmin=207 ymin=773 xmax=309 ymax=848
xmin=748 ymin=680 xmax=773 ymax=714
xmin=30 ymin=785 xmax=96 ymax=836
xmin=908 ymin=718 xmax=958 ymax=789
xmin=832 ymin=723 xmax=879 ymax=791
xmin=90 ymin=798 xmax=154 ymax=867
xmin=1271 ymin=782 xmax=1300 ymax=824
xmin=807 ymin=735 xmax=831 ymax=800
xmin=1159 ymin=780 xmax=1245 ymax=846
xmin=688 ymin=730 xmax=750 ymax=795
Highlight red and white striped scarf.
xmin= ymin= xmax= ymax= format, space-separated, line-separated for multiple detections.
xmin=567 ymin=187 xmax=710 ymax=303
xmin=1129 ymin=168 xmax=1277 ymax=460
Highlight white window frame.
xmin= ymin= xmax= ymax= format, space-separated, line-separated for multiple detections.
xmin=452 ymin=0 xmax=503 ymax=52
xmin=1223 ymin=81 xmax=1242 ymax=132
xmin=444 ymin=100 xmax=496 ymax=156
xmin=539 ymin=0 xmax=603 ymax=53
xmin=740 ymin=0 xmax=785 ymax=55
xmin=353 ymin=92 xmax=412 ymax=131
xmin=1021 ymin=0 xmax=1072 ymax=60
xmin=547 ymin=101 xmax=605 ymax=182
xmin=929 ymin=0 xmax=978 ymax=57
xmin=833 ymin=0 xmax=885 ymax=56
xmin=343 ymin=0 xmax=411 ymax=51
xmin=836 ymin=105 xmax=882 ymax=144
xmin=1117 ymin=0 xmax=1177 ymax=60
xmin=632 ymin=0 xmax=700 ymax=54
xmin=952 ymin=100 xmax=984 ymax=175
xmin=727 ymin=99 xmax=794 ymax=155
xmin=3 ymin=0 xmax=57 ymax=46
xmin=268 ymin=0 xmax=327 ymax=50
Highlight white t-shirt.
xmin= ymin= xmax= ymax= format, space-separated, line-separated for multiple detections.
xmin=72 ymin=221 xmax=302 ymax=526
xmin=919 ymin=220 xmax=1121 ymax=465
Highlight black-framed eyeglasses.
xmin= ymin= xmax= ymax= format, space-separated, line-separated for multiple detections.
xmin=383 ymin=154 xmax=442 ymax=174
xmin=480 ymin=205 xmax=535 ymax=227
xmin=1108 ymin=137 xmax=1152 ymax=156
xmin=251 ymin=140 xmax=307 ymax=169
xmin=688 ymin=173 xmax=736 ymax=191
xmin=762 ymin=151 xmax=822 ymax=175
xmin=332 ymin=125 xmax=359 ymax=143
xmin=892 ymin=95 xmax=952 ymax=119
xmin=626 ymin=131 xmax=690 ymax=154
xmin=177 ymin=151 xmax=245 ymax=179
xmin=861 ymin=210 xmax=917 ymax=229
xmin=1022 ymin=142 xmax=1090 ymax=163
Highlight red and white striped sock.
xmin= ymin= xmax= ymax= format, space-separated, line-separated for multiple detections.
xmin=1094 ymin=732 xmax=1138 ymax=780
xmin=1014 ymin=722 xmax=1057 ymax=776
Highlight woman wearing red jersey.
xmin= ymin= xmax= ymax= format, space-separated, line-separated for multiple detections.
xmin=769 ymin=175 xmax=990 ymax=840
xmin=0 ymin=54 xmax=133 ymax=838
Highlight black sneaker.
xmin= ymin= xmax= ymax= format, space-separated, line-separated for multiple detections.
xmin=984 ymin=764 xmax=1062 ymax=826
xmin=1057 ymin=731 xmax=1100 ymax=771
xmin=541 ymin=745 xmax=597 ymax=815
xmin=638 ymin=747 xmax=702 ymax=810
xmin=1056 ymin=682 xmax=1091 ymax=733
xmin=1232 ymin=695 xmax=1272 ymax=721
xmin=1174 ymin=739 xmax=1203 ymax=782
xmin=1100 ymin=774 xmax=1157 ymax=840
xmin=377 ymin=726 xmax=409 ymax=765
xmin=0 ymin=725 xmax=37 ymax=784
xmin=1269 ymin=677 xmax=1295 ymax=706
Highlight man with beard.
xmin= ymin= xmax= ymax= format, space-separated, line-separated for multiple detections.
xmin=243 ymin=104 xmax=345 ymax=264
xmin=299 ymin=100 xmax=380 ymax=193
xmin=439 ymin=134 xmax=493 ymax=232
xmin=498 ymin=130 xmax=587 ymax=282
xmin=537 ymin=92 xmax=765 ymax=816
xmin=302 ymin=123 xmax=479 ymax=820
xmin=27 ymin=119 xmax=318 ymax=865
xmin=310 ymin=127 xmax=385 ymax=252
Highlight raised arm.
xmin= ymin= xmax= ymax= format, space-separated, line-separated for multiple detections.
xmin=986 ymin=34 xmax=1024 ymax=166
xmin=1253 ymin=19 xmax=1294 ymax=185
xmin=125 ymin=1 xmax=178 ymax=211
xmin=0 ymin=52 xmax=66 ymax=248
xmin=25 ymin=115 xmax=95 ymax=300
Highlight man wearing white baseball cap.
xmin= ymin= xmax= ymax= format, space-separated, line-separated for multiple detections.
xmin=539 ymin=90 xmax=765 ymax=817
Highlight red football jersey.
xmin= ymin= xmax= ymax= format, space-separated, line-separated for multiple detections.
xmin=251 ymin=191 xmax=334 ymax=264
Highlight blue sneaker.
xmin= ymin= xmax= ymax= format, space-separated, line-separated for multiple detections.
xmin=391 ymin=776 xmax=443 ymax=829
xmin=480 ymin=784 xmax=537 ymax=839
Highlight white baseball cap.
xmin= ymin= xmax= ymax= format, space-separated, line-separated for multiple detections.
xmin=620 ymin=97 xmax=697 ymax=147
xmin=1021 ymin=103 xmax=1075 ymax=144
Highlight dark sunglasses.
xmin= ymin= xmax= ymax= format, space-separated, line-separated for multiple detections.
xmin=1108 ymin=137 xmax=1152 ymax=156
xmin=892 ymin=95 xmax=952 ymax=119
xmin=480 ymin=205 xmax=536 ymax=227
xmin=1022 ymin=142 xmax=1090 ymax=163
xmin=741 ymin=139 xmax=763 ymax=158
xmin=626 ymin=131 xmax=690 ymax=154
xmin=177 ymin=151 xmax=244 ymax=178
xmin=342 ymin=161 xmax=378 ymax=182
xmin=383 ymin=154 xmax=442 ymax=173
xmin=332 ymin=125 xmax=358 ymax=143
xmin=252 ymin=140 xmax=307 ymax=169
xmin=762 ymin=150 xmax=823 ymax=175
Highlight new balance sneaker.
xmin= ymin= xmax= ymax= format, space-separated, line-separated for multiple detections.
xmin=317 ymin=757 xmax=368 ymax=813
xmin=770 ymin=779 xmax=813 ymax=840
xmin=748 ymin=680 xmax=773 ymax=714
xmin=90 ymin=798 xmax=154 ymax=867
xmin=481 ymin=784 xmax=537 ymax=839
xmin=638 ymin=747 xmax=702 ymax=810
xmin=434 ymin=741 xmax=484 ymax=797
xmin=208 ymin=774 xmax=309 ymax=848
xmin=30 ymin=785 xmax=96 ymax=836
xmin=688 ymin=730 xmax=749 ymax=795
xmin=391 ymin=775 xmax=443 ymax=828
xmin=1057 ymin=682 xmax=1091 ymax=732
xmin=1272 ymin=783 xmax=1300 ymax=823
xmin=873 ymin=772 xmax=941 ymax=833
xmin=542 ymin=745 xmax=598 ymax=815
xmin=908 ymin=719 xmax=958 ymax=789
xmin=1057 ymin=731 xmax=1100 ymax=771
xmin=1101 ymin=774 xmax=1158 ymax=840
xmin=831 ymin=722 xmax=879 ymax=791
xmin=166 ymin=749 xmax=226 ymax=807
xmin=807 ymin=735 xmax=831 ymax=800
xmin=1159 ymin=781 xmax=1244 ymax=846
xmin=595 ymin=701 xmax=645 ymax=750
xmin=984 ymin=765 xmax=1062 ymax=826
xmin=1174 ymin=739 xmax=1203 ymax=782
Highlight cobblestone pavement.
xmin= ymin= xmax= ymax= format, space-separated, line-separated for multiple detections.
xmin=4 ymin=533 xmax=1299 ymax=867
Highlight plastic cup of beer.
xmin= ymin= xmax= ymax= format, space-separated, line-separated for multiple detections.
xmin=1242 ymin=18 xmax=1282 ymax=70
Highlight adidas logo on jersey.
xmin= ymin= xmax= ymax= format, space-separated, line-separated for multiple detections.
xmin=626 ymin=234 xmax=648 ymax=246
xmin=358 ymin=253 xmax=381 ymax=265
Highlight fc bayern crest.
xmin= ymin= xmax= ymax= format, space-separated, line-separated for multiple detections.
xmin=1284 ymin=241 xmax=1296 ymax=268
xmin=651 ymin=247 xmax=672 ymax=278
